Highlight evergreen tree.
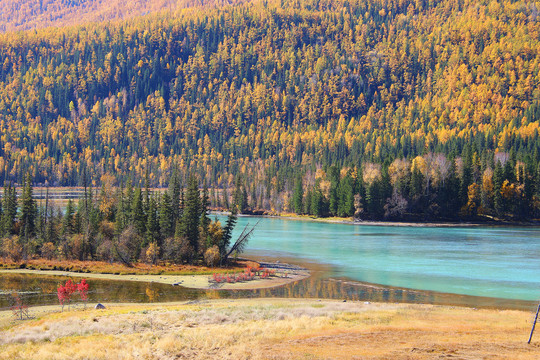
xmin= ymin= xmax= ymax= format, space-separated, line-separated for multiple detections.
xmin=337 ymin=173 xmax=354 ymax=217
xmin=62 ymin=199 xmax=75 ymax=236
xmin=365 ymin=179 xmax=383 ymax=218
xmin=169 ymin=169 xmax=181 ymax=225
xmin=222 ymin=187 xmax=230 ymax=210
xmin=233 ymin=176 xmax=248 ymax=213
xmin=114 ymin=183 xmax=126 ymax=235
xmin=46 ymin=207 xmax=59 ymax=245
xmin=145 ymin=195 xmax=159 ymax=247
xmin=303 ymin=189 xmax=312 ymax=215
xmin=503 ymin=159 xmax=516 ymax=183
xmin=0 ymin=187 xmax=3 ymax=235
xmin=125 ymin=179 xmax=134 ymax=223
xmin=409 ymin=166 xmax=425 ymax=214
xmin=292 ymin=175 xmax=303 ymax=214
xmin=200 ymin=182 xmax=211 ymax=249
xmin=493 ymin=161 xmax=504 ymax=216
xmin=144 ymin=167 xmax=151 ymax=214
xmin=220 ymin=210 xmax=237 ymax=261
xmin=158 ymin=191 xmax=174 ymax=240
xmin=132 ymin=188 xmax=146 ymax=236
xmin=310 ymin=183 xmax=324 ymax=217
xmin=73 ymin=204 xmax=83 ymax=234
xmin=328 ymin=166 xmax=340 ymax=216
xmin=181 ymin=175 xmax=201 ymax=258
xmin=20 ymin=173 xmax=37 ymax=241
xmin=440 ymin=160 xmax=460 ymax=218
xmin=2 ymin=182 xmax=17 ymax=236
xmin=460 ymin=150 xmax=473 ymax=207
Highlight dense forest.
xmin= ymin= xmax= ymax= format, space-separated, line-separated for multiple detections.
xmin=0 ymin=173 xmax=248 ymax=265
xmin=0 ymin=0 xmax=242 ymax=33
xmin=0 ymin=0 xmax=539 ymax=221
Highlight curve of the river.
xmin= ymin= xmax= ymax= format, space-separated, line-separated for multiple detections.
xmin=230 ymin=216 xmax=540 ymax=302
xmin=2 ymin=216 xmax=539 ymax=310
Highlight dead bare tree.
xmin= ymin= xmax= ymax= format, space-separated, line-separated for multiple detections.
xmin=223 ymin=220 xmax=260 ymax=264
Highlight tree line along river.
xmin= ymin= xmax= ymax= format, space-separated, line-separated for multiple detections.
xmin=1 ymin=216 xmax=539 ymax=310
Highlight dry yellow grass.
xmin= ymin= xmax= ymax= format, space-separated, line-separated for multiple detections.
xmin=1 ymin=298 xmax=539 ymax=359
xmin=0 ymin=258 xmax=253 ymax=275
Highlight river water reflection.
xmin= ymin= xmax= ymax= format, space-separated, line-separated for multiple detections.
xmin=0 ymin=270 xmax=535 ymax=311
xmin=1 ymin=217 xmax=540 ymax=311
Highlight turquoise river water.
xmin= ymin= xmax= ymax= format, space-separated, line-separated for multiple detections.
xmin=1 ymin=216 xmax=539 ymax=310
xmin=232 ymin=216 xmax=540 ymax=301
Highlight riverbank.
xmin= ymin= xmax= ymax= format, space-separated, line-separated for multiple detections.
xmin=0 ymin=258 xmax=250 ymax=275
xmin=1 ymin=298 xmax=539 ymax=359
xmin=226 ymin=211 xmax=540 ymax=227
xmin=0 ymin=262 xmax=310 ymax=290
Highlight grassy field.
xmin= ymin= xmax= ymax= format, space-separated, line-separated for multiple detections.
xmin=1 ymin=298 xmax=539 ymax=359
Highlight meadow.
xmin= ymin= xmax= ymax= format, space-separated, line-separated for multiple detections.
xmin=1 ymin=298 xmax=539 ymax=359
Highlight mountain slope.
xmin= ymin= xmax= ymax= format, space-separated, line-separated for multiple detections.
xmin=0 ymin=0 xmax=538 ymax=219
xmin=0 ymin=0 xmax=245 ymax=32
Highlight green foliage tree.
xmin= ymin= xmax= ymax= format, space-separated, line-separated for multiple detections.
xmin=62 ymin=200 xmax=75 ymax=236
xmin=20 ymin=174 xmax=37 ymax=241
xmin=181 ymin=175 xmax=201 ymax=256
xmin=132 ymin=188 xmax=146 ymax=236
xmin=158 ymin=191 xmax=174 ymax=241
xmin=292 ymin=175 xmax=303 ymax=215
xmin=1 ymin=182 xmax=17 ymax=236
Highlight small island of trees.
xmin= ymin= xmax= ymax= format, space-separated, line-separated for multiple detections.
xmin=0 ymin=171 xmax=250 ymax=268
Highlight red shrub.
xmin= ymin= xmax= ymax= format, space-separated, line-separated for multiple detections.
xmin=77 ymin=279 xmax=89 ymax=305
xmin=57 ymin=279 xmax=89 ymax=311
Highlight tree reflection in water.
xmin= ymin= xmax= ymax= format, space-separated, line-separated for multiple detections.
xmin=0 ymin=272 xmax=535 ymax=311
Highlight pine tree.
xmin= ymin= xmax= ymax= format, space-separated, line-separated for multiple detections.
xmin=62 ymin=199 xmax=75 ymax=236
xmin=328 ymin=166 xmax=340 ymax=216
xmin=158 ymin=191 xmax=174 ymax=241
xmin=233 ymin=176 xmax=247 ymax=213
xmin=73 ymin=203 xmax=83 ymax=234
xmin=220 ymin=210 xmax=237 ymax=262
xmin=221 ymin=187 xmax=229 ymax=210
xmin=304 ymin=189 xmax=312 ymax=215
xmin=493 ymin=161 xmax=504 ymax=216
xmin=337 ymin=173 xmax=354 ymax=217
xmin=144 ymin=167 xmax=151 ymax=214
xmin=503 ymin=159 xmax=515 ymax=183
xmin=145 ymin=195 xmax=159 ymax=247
xmin=310 ymin=184 xmax=324 ymax=217
xmin=181 ymin=175 xmax=201 ymax=258
xmin=114 ymin=183 xmax=126 ymax=235
xmin=125 ymin=179 xmax=134 ymax=223
xmin=0 ymin=186 xmax=3 ymax=235
xmin=200 ymin=182 xmax=211 ymax=249
xmin=20 ymin=173 xmax=37 ymax=241
xmin=292 ymin=175 xmax=303 ymax=214
xmin=2 ymin=182 xmax=17 ymax=236
xmin=461 ymin=150 xmax=473 ymax=208
xmin=169 ymin=169 xmax=181 ymax=225
xmin=132 ymin=188 xmax=146 ymax=236
xmin=46 ymin=207 xmax=59 ymax=245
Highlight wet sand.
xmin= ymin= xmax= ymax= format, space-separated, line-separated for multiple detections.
xmin=0 ymin=262 xmax=310 ymax=291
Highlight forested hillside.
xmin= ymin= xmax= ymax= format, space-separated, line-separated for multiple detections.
xmin=0 ymin=0 xmax=245 ymax=32
xmin=0 ymin=0 xmax=539 ymax=220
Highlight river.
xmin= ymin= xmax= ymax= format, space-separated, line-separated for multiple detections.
xmin=1 ymin=216 xmax=539 ymax=310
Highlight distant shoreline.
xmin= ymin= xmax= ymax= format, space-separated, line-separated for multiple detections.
xmin=212 ymin=211 xmax=540 ymax=228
